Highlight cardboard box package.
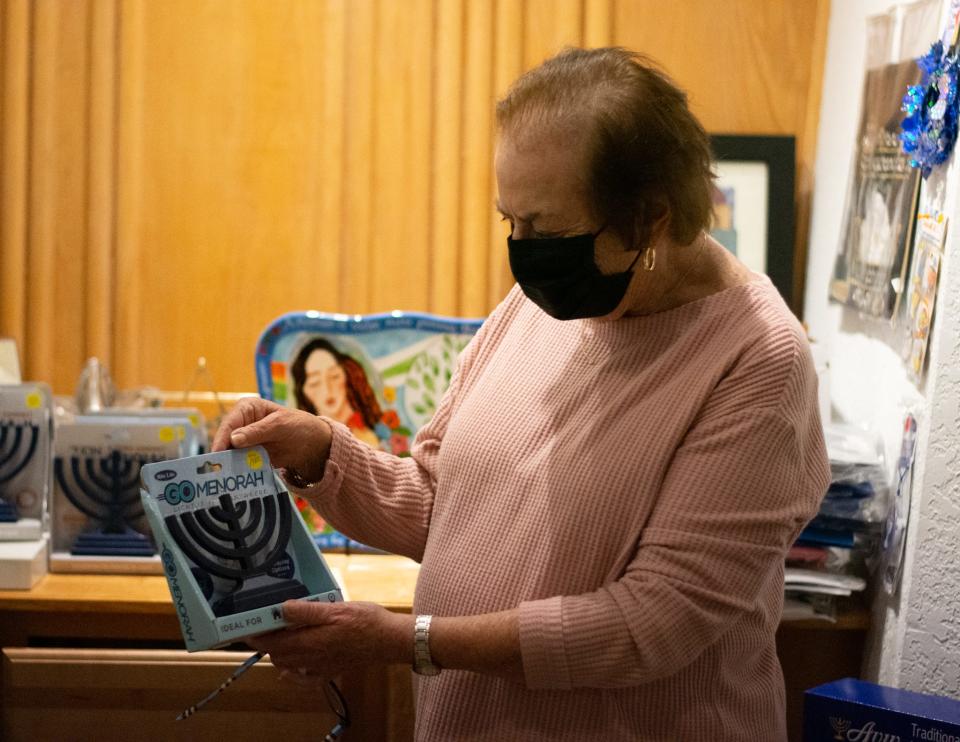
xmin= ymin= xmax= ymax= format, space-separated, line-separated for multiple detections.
xmin=805 ymin=678 xmax=960 ymax=741
xmin=141 ymin=446 xmax=343 ymax=650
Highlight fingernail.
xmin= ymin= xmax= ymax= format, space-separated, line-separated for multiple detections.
xmin=231 ymin=431 xmax=247 ymax=446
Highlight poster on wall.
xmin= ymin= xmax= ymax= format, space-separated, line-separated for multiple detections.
xmin=830 ymin=56 xmax=923 ymax=319
xmin=906 ymin=211 xmax=947 ymax=382
xmin=711 ymin=162 xmax=768 ymax=271
xmin=709 ymin=135 xmax=796 ymax=307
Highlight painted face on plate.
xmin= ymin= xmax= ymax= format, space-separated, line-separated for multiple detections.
xmin=302 ymin=349 xmax=351 ymax=421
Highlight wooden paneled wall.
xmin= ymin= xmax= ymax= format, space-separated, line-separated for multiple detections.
xmin=0 ymin=0 xmax=829 ymax=394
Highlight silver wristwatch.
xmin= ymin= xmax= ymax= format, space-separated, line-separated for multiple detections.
xmin=413 ymin=614 xmax=441 ymax=676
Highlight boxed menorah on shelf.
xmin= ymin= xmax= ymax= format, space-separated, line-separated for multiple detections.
xmin=50 ymin=413 xmax=200 ymax=574
xmin=85 ymin=406 xmax=210 ymax=453
xmin=0 ymin=383 xmax=53 ymax=542
xmin=0 ymin=383 xmax=53 ymax=589
xmin=140 ymin=446 xmax=343 ymax=650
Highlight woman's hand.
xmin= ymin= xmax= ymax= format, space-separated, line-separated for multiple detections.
xmin=211 ymin=397 xmax=332 ymax=484
xmin=247 ymin=600 xmax=413 ymax=684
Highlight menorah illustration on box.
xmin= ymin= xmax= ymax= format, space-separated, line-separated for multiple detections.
xmin=256 ymin=310 xmax=483 ymax=551
xmin=0 ymin=384 xmax=53 ymax=541
xmin=140 ymin=447 xmax=343 ymax=650
xmin=50 ymin=414 xmax=200 ymax=574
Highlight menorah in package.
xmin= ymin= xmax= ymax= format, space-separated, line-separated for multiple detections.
xmin=0 ymin=383 xmax=53 ymax=588
xmin=51 ymin=414 xmax=200 ymax=573
xmin=0 ymin=384 xmax=53 ymax=541
xmin=141 ymin=447 xmax=343 ymax=650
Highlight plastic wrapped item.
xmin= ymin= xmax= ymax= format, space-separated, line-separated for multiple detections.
xmin=783 ymin=593 xmax=838 ymax=623
xmin=822 ymin=423 xmax=891 ymax=525
xmin=825 ymin=423 xmax=887 ymax=486
xmin=816 ymin=496 xmax=889 ymax=526
xmin=787 ymin=545 xmax=858 ymax=574
xmin=881 ymin=414 xmax=919 ymax=593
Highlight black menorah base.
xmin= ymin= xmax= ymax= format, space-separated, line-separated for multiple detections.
xmin=71 ymin=528 xmax=156 ymax=557
xmin=0 ymin=500 xmax=17 ymax=523
xmin=212 ymin=578 xmax=309 ymax=617
xmin=0 ymin=497 xmax=41 ymax=540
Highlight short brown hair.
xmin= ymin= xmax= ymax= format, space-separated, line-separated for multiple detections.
xmin=496 ymin=47 xmax=714 ymax=249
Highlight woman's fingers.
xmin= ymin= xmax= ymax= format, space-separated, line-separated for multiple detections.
xmin=212 ymin=400 xmax=332 ymax=481
xmin=210 ymin=415 xmax=238 ymax=452
xmin=281 ymin=599 xmax=340 ymax=626
xmin=229 ymin=412 xmax=278 ymax=449
xmin=211 ymin=398 xmax=281 ymax=451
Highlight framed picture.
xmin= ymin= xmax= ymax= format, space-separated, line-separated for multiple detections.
xmin=710 ymin=134 xmax=796 ymax=307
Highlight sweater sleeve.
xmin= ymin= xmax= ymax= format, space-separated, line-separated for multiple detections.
xmin=517 ymin=368 xmax=829 ymax=689
xmin=294 ymin=290 xmax=520 ymax=561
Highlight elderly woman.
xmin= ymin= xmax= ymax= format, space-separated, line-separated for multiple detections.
xmin=213 ymin=47 xmax=828 ymax=740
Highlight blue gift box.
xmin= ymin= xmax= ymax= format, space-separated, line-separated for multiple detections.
xmin=805 ymin=678 xmax=960 ymax=741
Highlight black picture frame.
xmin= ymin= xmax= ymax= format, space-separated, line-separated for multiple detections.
xmin=710 ymin=134 xmax=796 ymax=308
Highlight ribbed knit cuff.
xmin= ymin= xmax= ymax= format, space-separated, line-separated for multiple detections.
xmin=285 ymin=417 xmax=355 ymax=504
xmin=518 ymin=596 xmax=571 ymax=690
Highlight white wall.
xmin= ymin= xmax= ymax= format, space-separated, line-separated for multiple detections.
xmin=805 ymin=0 xmax=960 ymax=694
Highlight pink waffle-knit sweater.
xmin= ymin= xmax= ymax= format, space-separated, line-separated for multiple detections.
xmin=302 ymin=276 xmax=829 ymax=741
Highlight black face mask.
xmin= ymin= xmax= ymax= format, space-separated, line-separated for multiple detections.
xmin=507 ymin=229 xmax=642 ymax=320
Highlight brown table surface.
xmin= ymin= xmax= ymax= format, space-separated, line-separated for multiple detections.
xmin=0 ymin=554 xmax=421 ymax=615
xmin=0 ymin=553 xmax=868 ymax=629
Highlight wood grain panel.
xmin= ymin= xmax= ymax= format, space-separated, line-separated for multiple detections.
xmin=114 ymin=0 xmax=146 ymax=388
xmin=613 ymin=0 xmax=819 ymax=135
xmin=2 ymin=0 xmax=828 ymax=390
xmin=430 ymin=0 xmax=464 ymax=314
xmin=460 ymin=0 xmax=495 ymax=317
xmin=117 ymin=0 xmax=336 ymax=388
xmin=371 ymin=0 xmax=433 ymax=314
xmin=2 ymin=648 xmax=390 ymax=741
xmin=317 ymin=0 xmax=347 ymax=314
xmin=524 ymin=0 xmax=584 ymax=69
xmin=341 ymin=0 xmax=377 ymax=314
xmin=0 ymin=0 xmax=31 ymax=351
xmin=86 ymin=0 xmax=118 ymax=366
xmin=584 ymin=0 xmax=613 ymax=47
xmin=28 ymin=0 xmax=91 ymax=392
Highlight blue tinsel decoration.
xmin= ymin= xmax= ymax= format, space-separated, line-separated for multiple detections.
xmin=901 ymin=40 xmax=960 ymax=178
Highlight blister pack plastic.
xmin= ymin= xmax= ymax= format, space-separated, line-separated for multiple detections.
xmin=141 ymin=447 xmax=342 ymax=650
xmin=0 ymin=384 xmax=53 ymax=541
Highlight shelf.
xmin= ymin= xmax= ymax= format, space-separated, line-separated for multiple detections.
xmin=0 ymin=554 xmax=870 ymax=631
xmin=0 ymin=554 xmax=420 ymax=615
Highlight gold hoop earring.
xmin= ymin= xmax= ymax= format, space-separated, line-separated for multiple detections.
xmin=642 ymin=246 xmax=656 ymax=271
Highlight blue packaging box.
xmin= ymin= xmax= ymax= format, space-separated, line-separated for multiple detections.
xmin=805 ymin=678 xmax=960 ymax=741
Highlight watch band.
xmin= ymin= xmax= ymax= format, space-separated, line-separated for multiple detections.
xmin=282 ymin=466 xmax=320 ymax=490
xmin=413 ymin=614 xmax=441 ymax=676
